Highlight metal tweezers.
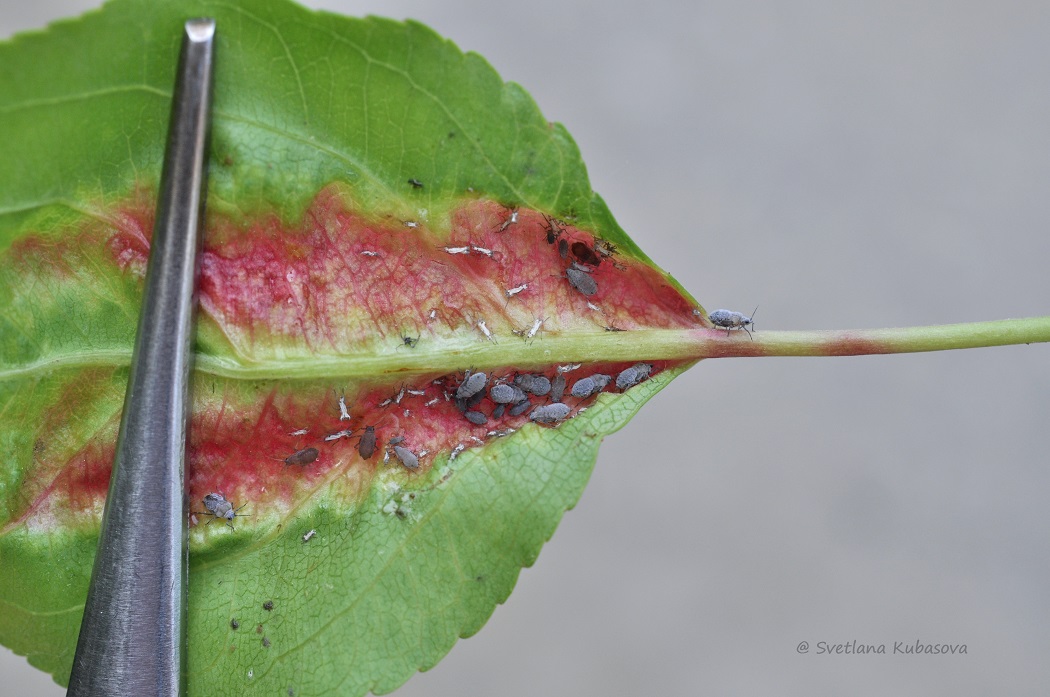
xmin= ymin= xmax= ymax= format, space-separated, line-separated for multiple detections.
xmin=67 ymin=19 xmax=215 ymax=696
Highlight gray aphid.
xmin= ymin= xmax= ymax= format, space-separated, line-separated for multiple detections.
xmin=492 ymin=404 xmax=506 ymax=419
xmin=201 ymin=493 xmax=247 ymax=530
xmin=464 ymin=410 xmax=488 ymax=425
xmin=566 ymin=266 xmax=597 ymax=296
xmin=571 ymin=373 xmax=611 ymax=398
xmin=615 ymin=363 xmax=653 ymax=390
xmin=394 ymin=445 xmax=419 ymax=469
xmin=529 ymin=403 xmax=571 ymax=424
xmin=515 ymin=374 xmax=551 ymax=396
xmin=456 ymin=371 xmax=488 ymax=399
xmin=550 ymin=374 xmax=566 ymax=402
xmin=490 ymin=383 xmax=526 ymax=404
xmin=708 ymin=306 xmax=758 ymax=339
xmin=508 ymin=399 xmax=531 ymax=417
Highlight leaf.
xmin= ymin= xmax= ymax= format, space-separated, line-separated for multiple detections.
xmin=0 ymin=0 xmax=706 ymax=693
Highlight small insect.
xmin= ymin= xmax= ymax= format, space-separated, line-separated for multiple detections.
xmin=492 ymin=404 xmax=506 ymax=418
xmin=262 ymin=637 xmax=271 ymax=648
xmin=526 ymin=317 xmax=544 ymax=340
xmin=302 ymin=529 xmax=317 ymax=543
xmin=558 ymin=238 xmax=569 ymax=259
xmin=571 ymin=241 xmax=601 ymax=266
xmin=543 ymin=215 xmax=563 ymax=244
xmin=566 ymin=266 xmax=597 ymax=296
xmin=708 ymin=306 xmax=759 ymax=339
xmin=393 ymin=445 xmax=419 ymax=469
xmin=529 ymin=403 xmax=571 ymax=424
xmin=281 ymin=447 xmax=319 ymax=467
xmin=408 ymin=178 xmax=424 ymax=189
xmin=230 ymin=618 xmax=240 ymax=630
xmin=358 ymin=425 xmax=378 ymax=460
xmin=456 ymin=371 xmax=488 ymax=399
xmin=490 ymin=383 xmax=527 ymax=404
xmin=550 ymin=374 xmax=567 ymax=403
xmin=401 ymin=334 xmax=420 ymax=348
xmin=464 ymin=410 xmax=488 ymax=426
xmin=263 ymin=600 xmax=274 ymax=611
xmin=508 ymin=399 xmax=532 ymax=417
xmin=517 ymin=374 xmax=551 ymax=396
xmin=498 ymin=209 xmax=519 ymax=231
xmin=615 ymin=363 xmax=653 ymax=391
xmin=471 ymin=245 xmax=494 ymax=257
xmin=199 ymin=492 xmax=249 ymax=530
xmin=477 ymin=320 xmax=495 ymax=342
xmin=505 ymin=283 xmax=528 ymax=298
xmin=338 ymin=394 xmax=351 ymax=421
xmin=571 ymin=373 xmax=612 ymax=398
xmin=324 ymin=428 xmax=353 ymax=442
xmin=442 ymin=245 xmax=471 ymax=255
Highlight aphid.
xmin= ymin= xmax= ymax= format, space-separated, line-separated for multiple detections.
xmin=471 ymin=245 xmax=494 ymax=257
xmin=571 ymin=241 xmax=601 ymax=266
xmin=401 ymin=334 xmax=420 ymax=348
xmin=393 ymin=445 xmax=419 ymax=470
xmin=338 ymin=395 xmax=351 ymax=421
xmin=544 ymin=215 xmax=562 ymax=244
xmin=526 ymin=317 xmax=544 ymax=340
xmin=464 ymin=410 xmax=488 ymax=426
xmin=408 ymin=178 xmax=424 ymax=189
xmin=498 ymin=209 xmax=519 ymax=231
xmin=708 ymin=306 xmax=759 ymax=339
xmin=515 ymin=374 xmax=551 ymax=396
xmin=230 ymin=618 xmax=240 ymax=630
xmin=456 ymin=371 xmax=488 ymax=399
xmin=558 ymin=238 xmax=569 ymax=259
xmin=442 ymin=245 xmax=471 ymax=255
xmin=492 ymin=404 xmax=506 ymax=419
xmin=477 ymin=319 xmax=495 ymax=342
xmin=550 ymin=374 xmax=567 ymax=402
xmin=571 ymin=373 xmax=612 ymax=398
xmin=199 ymin=492 xmax=249 ymax=530
xmin=505 ymin=283 xmax=528 ymax=298
xmin=262 ymin=637 xmax=271 ymax=648
xmin=263 ymin=600 xmax=274 ymax=611
xmin=358 ymin=425 xmax=378 ymax=460
xmin=616 ymin=363 xmax=653 ymax=391
xmin=302 ymin=529 xmax=317 ymax=543
xmin=508 ymin=399 xmax=532 ymax=417
xmin=594 ymin=239 xmax=617 ymax=258
xmin=490 ymin=383 xmax=527 ymax=404
xmin=289 ymin=428 xmax=309 ymax=436
xmin=566 ymin=266 xmax=597 ymax=296
xmin=388 ymin=435 xmax=406 ymax=446
xmin=530 ymin=403 xmax=571 ymax=424
xmin=282 ymin=447 xmax=319 ymax=467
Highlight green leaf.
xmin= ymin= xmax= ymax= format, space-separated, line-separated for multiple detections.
xmin=0 ymin=0 xmax=705 ymax=693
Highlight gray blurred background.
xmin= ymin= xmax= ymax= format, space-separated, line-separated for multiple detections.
xmin=3 ymin=1 xmax=1049 ymax=695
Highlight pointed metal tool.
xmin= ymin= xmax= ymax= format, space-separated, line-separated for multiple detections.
xmin=68 ymin=18 xmax=215 ymax=696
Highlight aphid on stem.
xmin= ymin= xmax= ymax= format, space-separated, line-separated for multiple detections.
xmin=708 ymin=306 xmax=759 ymax=340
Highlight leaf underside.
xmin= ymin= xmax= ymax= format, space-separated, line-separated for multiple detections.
xmin=0 ymin=0 xmax=705 ymax=693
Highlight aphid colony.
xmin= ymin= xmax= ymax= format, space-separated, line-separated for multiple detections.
xmin=193 ymin=361 xmax=658 ymax=531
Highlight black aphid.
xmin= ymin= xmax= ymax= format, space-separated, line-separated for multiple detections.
xmin=550 ymin=374 xmax=567 ymax=402
xmin=529 ymin=403 xmax=571 ymax=424
xmin=263 ymin=600 xmax=274 ymax=611
xmin=358 ymin=425 xmax=378 ymax=460
xmin=571 ymin=241 xmax=601 ymax=266
xmin=401 ymin=334 xmax=420 ymax=348
xmin=571 ymin=373 xmax=612 ymax=398
xmin=566 ymin=266 xmax=597 ymax=296
xmin=616 ymin=363 xmax=653 ymax=391
xmin=283 ymin=447 xmax=319 ymax=467
xmin=456 ymin=371 xmax=488 ymax=399
xmin=464 ymin=410 xmax=488 ymax=425
xmin=393 ymin=445 xmax=419 ymax=469
xmin=408 ymin=178 xmax=424 ymax=189
xmin=230 ymin=618 xmax=240 ymax=630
